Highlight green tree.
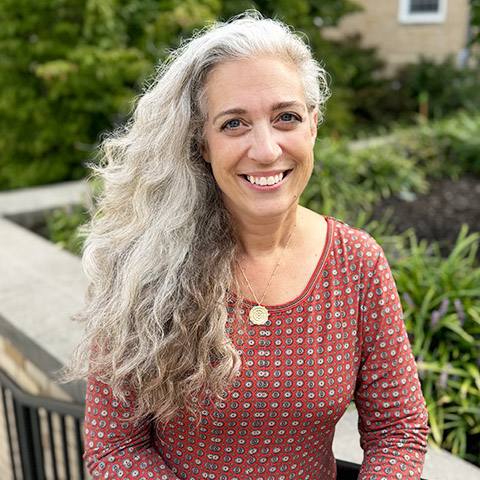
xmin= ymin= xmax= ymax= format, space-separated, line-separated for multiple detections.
xmin=0 ymin=0 xmax=364 ymax=190
xmin=0 ymin=0 xmax=220 ymax=189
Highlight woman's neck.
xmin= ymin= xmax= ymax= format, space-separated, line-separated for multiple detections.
xmin=232 ymin=207 xmax=300 ymax=259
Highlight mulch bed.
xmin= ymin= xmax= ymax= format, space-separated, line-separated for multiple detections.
xmin=371 ymin=175 xmax=480 ymax=255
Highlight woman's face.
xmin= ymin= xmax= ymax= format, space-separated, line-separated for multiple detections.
xmin=202 ymin=56 xmax=318 ymax=223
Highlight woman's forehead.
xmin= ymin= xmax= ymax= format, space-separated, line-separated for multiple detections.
xmin=203 ymin=57 xmax=306 ymax=118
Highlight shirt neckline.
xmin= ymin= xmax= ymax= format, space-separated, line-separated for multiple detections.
xmin=227 ymin=216 xmax=334 ymax=312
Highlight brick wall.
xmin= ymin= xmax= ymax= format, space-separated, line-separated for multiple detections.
xmin=323 ymin=0 xmax=471 ymax=73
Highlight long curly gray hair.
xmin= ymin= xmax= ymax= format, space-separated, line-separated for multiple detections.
xmin=67 ymin=11 xmax=330 ymax=423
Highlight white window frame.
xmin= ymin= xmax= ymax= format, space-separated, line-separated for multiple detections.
xmin=398 ymin=0 xmax=448 ymax=24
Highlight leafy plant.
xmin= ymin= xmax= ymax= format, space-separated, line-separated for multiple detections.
xmin=0 ymin=0 xmax=221 ymax=190
xmin=302 ymin=111 xmax=480 ymax=225
xmin=472 ymin=0 xmax=480 ymax=45
xmin=395 ymin=113 xmax=480 ymax=178
xmin=384 ymin=226 xmax=480 ymax=464
xmin=338 ymin=54 xmax=480 ymax=136
xmin=394 ymin=56 xmax=480 ymax=120
xmin=301 ymin=138 xmax=428 ymax=222
xmin=45 ymin=203 xmax=90 ymax=256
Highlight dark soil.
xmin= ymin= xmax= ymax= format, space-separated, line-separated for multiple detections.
xmin=371 ymin=175 xmax=480 ymax=255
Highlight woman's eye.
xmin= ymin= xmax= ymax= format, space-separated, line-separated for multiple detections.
xmin=279 ymin=113 xmax=300 ymax=123
xmin=222 ymin=119 xmax=242 ymax=130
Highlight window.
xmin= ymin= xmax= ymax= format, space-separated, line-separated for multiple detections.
xmin=398 ymin=0 xmax=448 ymax=24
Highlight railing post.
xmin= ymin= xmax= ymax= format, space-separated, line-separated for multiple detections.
xmin=14 ymin=402 xmax=46 ymax=480
xmin=1 ymin=388 xmax=19 ymax=480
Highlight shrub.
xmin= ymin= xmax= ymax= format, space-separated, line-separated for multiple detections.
xmin=383 ymin=226 xmax=480 ymax=465
xmin=339 ymin=55 xmax=480 ymax=136
xmin=395 ymin=113 xmax=480 ymax=178
xmin=0 ymin=0 xmax=221 ymax=190
xmin=301 ymin=138 xmax=428 ymax=222
xmin=301 ymin=112 xmax=480 ymax=225
xmin=297 ymin=31 xmax=479 ymax=139
xmin=45 ymin=203 xmax=90 ymax=257
xmin=394 ymin=56 xmax=480 ymax=121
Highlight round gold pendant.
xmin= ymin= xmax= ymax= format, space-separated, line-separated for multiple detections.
xmin=249 ymin=305 xmax=269 ymax=325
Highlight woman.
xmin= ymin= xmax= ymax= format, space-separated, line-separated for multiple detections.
xmin=69 ymin=12 xmax=429 ymax=480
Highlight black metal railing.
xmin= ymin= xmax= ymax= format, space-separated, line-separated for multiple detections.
xmin=337 ymin=458 xmax=361 ymax=479
xmin=0 ymin=368 xmax=86 ymax=480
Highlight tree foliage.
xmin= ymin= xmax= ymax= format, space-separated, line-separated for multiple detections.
xmin=0 ymin=0 xmax=396 ymax=189
xmin=0 ymin=0 xmax=221 ymax=189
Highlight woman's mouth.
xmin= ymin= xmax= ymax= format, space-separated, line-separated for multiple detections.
xmin=243 ymin=170 xmax=291 ymax=186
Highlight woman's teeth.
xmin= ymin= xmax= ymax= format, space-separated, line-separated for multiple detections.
xmin=246 ymin=173 xmax=284 ymax=186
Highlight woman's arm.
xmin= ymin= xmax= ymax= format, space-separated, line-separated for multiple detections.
xmin=84 ymin=375 xmax=181 ymax=479
xmin=354 ymin=247 xmax=429 ymax=480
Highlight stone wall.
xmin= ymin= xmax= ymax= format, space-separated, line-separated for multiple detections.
xmin=0 ymin=336 xmax=72 ymax=399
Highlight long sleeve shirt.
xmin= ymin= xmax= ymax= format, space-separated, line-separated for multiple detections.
xmin=84 ymin=217 xmax=429 ymax=479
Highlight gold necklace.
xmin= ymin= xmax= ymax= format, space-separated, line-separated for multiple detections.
xmin=238 ymin=224 xmax=296 ymax=325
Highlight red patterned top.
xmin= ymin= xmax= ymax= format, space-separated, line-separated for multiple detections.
xmin=84 ymin=218 xmax=429 ymax=479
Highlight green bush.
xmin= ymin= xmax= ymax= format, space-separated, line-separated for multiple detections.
xmin=301 ymin=138 xmax=428 ymax=222
xmin=384 ymin=226 xmax=480 ymax=464
xmin=45 ymin=203 xmax=90 ymax=256
xmin=341 ymin=55 xmax=480 ymax=135
xmin=395 ymin=113 xmax=480 ymax=178
xmin=0 ymin=0 xmax=221 ymax=190
xmin=472 ymin=0 xmax=480 ymax=45
xmin=394 ymin=56 xmax=480 ymax=120
xmin=301 ymin=111 xmax=480 ymax=225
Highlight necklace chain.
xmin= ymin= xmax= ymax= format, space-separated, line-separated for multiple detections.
xmin=238 ymin=224 xmax=296 ymax=324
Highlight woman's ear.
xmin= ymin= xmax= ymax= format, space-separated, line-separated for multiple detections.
xmin=310 ymin=109 xmax=318 ymax=145
xmin=200 ymin=142 xmax=211 ymax=163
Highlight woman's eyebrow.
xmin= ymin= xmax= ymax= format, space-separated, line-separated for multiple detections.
xmin=212 ymin=101 xmax=305 ymax=124
xmin=271 ymin=100 xmax=304 ymax=111
xmin=212 ymin=108 xmax=246 ymax=124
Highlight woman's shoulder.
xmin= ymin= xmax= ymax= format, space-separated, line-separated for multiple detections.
xmin=299 ymin=207 xmax=380 ymax=249
xmin=296 ymin=209 xmax=386 ymax=269
xmin=323 ymin=216 xmax=385 ymax=260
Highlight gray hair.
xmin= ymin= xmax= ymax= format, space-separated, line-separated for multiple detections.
xmin=67 ymin=11 xmax=330 ymax=423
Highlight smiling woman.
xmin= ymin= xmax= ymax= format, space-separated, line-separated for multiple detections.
xmin=66 ymin=11 xmax=429 ymax=480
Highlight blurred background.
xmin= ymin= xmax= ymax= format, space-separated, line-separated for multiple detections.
xmin=0 ymin=1 xmax=479 ymax=479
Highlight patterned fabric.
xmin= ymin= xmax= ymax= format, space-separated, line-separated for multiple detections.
xmin=84 ymin=218 xmax=429 ymax=479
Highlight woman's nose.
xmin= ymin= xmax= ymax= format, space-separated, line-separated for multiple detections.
xmin=247 ymin=126 xmax=282 ymax=163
